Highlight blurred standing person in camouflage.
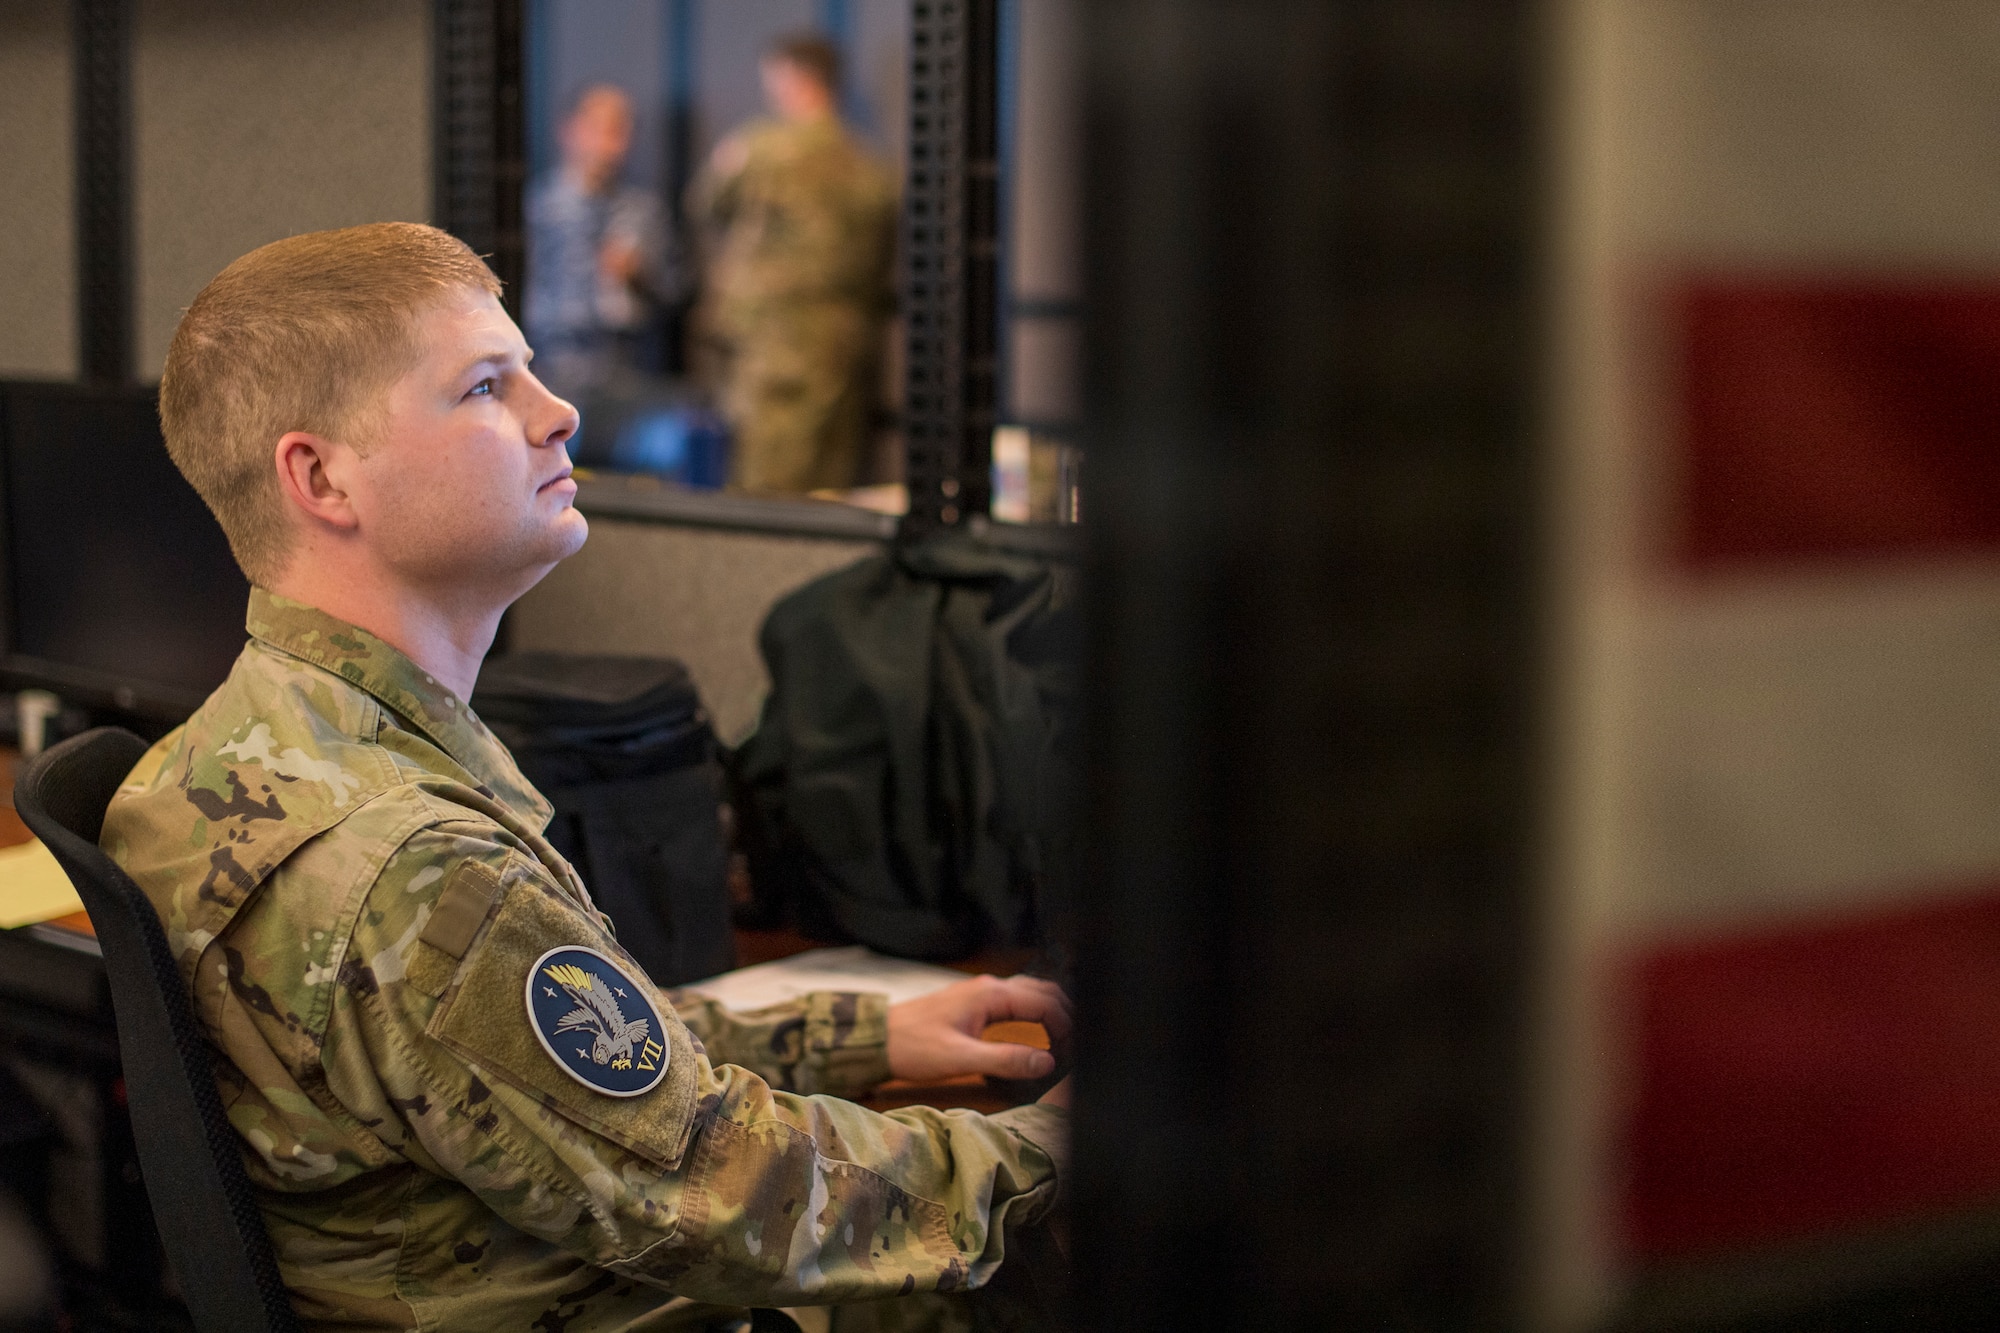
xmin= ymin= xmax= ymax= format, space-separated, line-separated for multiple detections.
xmin=526 ymin=84 xmax=673 ymax=396
xmin=689 ymin=33 xmax=898 ymax=493
xmin=100 ymin=223 xmax=1068 ymax=1332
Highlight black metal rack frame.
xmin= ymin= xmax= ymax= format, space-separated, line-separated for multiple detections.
xmin=898 ymin=0 xmax=1000 ymax=532
xmin=436 ymin=0 xmax=527 ymax=319
xmin=73 ymin=0 xmax=132 ymax=388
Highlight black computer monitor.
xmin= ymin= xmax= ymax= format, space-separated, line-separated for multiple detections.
xmin=0 ymin=381 xmax=250 ymax=720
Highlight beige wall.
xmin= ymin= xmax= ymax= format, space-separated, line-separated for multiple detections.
xmin=0 ymin=0 xmax=77 ymax=380
xmin=132 ymin=0 xmax=432 ymax=377
xmin=508 ymin=519 xmax=881 ymax=743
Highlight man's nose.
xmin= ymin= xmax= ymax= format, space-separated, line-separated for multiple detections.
xmin=531 ymin=379 xmax=580 ymax=450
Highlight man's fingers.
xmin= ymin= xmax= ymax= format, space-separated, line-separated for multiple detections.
xmin=972 ymin=975 xmax=1074 ymax=1042
xmin=957 ymin=1031 xmax=1057 ymax=1081
xmin=887 ymin=975 xmax=1073 ymax=1082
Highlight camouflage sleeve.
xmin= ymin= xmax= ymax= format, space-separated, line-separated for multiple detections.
xmin=320 ymin=824 xmax=1063 ymax=1307
xmin=662 ymin=988 xmax=891 ymax=1099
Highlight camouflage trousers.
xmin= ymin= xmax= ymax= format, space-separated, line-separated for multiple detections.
xmin=713 ymin=300 xmax=881 ymax=494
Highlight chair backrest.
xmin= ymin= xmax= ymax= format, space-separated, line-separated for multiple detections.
xmin=14 ymin=727 xmax=299 ymax=1333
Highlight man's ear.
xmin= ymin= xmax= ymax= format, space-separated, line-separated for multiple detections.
xmin=273 ymin=431 xmax=361 ymax=532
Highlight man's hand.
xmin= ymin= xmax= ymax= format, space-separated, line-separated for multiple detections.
xmin=598 ymin=237 xmax=642 ymax=282
xmin=886 ymin=975 xmax=1072 ymax=1083
xmin=707 ymin=132 xmax=751 ymax=181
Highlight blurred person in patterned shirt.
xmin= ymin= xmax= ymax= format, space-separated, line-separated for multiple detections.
xmin=525 ymin=85 xmax=674 ymax=396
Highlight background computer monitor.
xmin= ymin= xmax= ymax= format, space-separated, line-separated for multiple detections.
xmin=0 ymin=381 xmax=250 ymax=721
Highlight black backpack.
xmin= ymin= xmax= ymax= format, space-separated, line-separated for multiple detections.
xmin=473 ymin=653 xmax=735 ymax=986
xmin=731 ymin=531 xmax=1081 ymax=966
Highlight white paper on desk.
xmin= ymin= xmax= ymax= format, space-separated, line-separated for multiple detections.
xmin=681 ymin=946 xmax=966 ymax=1012
xmin=0 ymin=838 xmax=84 ymax=930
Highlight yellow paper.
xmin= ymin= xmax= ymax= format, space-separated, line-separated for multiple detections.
xmin=0 ymin=839 xmax=85 ymax=930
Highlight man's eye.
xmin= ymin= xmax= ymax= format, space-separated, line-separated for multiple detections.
xmin=469 ymin=378 xmax=496 ymax=398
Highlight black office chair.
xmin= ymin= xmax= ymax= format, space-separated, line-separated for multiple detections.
xmin=14 ymin=726 xmax=299 ymax=1333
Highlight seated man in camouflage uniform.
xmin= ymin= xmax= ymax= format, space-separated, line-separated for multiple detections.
xmin=99 ymin=222 xmax=1069 ymax=1332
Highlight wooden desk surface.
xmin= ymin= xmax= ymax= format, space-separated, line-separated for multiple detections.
xmin=0 ymin=748 xmax=1045 ymax=1113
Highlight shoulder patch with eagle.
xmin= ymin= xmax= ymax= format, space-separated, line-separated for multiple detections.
xmin=524 ymin=946 xmax=669 ymax=1096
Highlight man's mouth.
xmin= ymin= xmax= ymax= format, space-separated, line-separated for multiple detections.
xmin=538 ymin=466 xmax=576 ymax=494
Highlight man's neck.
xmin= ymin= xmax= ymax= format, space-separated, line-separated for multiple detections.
xmin=266 ymin=563 xmax=504 ymax=703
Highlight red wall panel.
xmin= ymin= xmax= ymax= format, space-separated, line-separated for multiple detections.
xmin=1628 ymin=892 xmax=2000 ymax=1259
xmin=1677 ymin=283 xmax=2000 ymax=570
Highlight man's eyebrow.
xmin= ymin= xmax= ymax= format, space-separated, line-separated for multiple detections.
xmin=454 ymin=348 xmax=523 ymax=379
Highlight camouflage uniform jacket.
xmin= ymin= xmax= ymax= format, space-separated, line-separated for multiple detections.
xmin=99 ymin=590 xmax=1065 ymax=1332
xmin=687 ymin=114 xmax=898 ymax=329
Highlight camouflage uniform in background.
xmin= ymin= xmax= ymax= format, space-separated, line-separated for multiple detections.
xmin=99 ymin=590 xmax=1063 ymax=1332
xmin=688 ymin=116 xmax=898 ymax=494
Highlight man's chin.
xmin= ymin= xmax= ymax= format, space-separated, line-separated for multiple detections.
xmin=550 ymin=508 xmax=589 ymax=559
xmin=521 ymin=510 xmax=589 ymax=578
xmin=443 ymin=515 xmax=586 ymax=599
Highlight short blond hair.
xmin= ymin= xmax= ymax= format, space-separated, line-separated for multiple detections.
xmin=159 ymin=222 xmax=502 ymax=584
